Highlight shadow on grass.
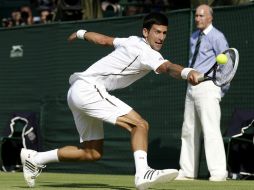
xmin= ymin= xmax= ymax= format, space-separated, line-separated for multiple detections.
xmin=39 ymin=183 xmax=174 ymax=190
xmin=40 ymin=183 xmax=133 ymax=189
xmin=14 ymin=183 xmax=176 ymax=190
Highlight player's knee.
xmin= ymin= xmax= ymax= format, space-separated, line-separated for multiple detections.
xmin=137 ymin=119 xmax=149 ymax=131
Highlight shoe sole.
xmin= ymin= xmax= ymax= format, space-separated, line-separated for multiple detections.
xmin=136 ymin=170 xmax=179 ymax=190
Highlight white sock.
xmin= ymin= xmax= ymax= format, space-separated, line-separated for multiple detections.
xmin=34 ymin=149 xmax=59 ymax=165
xmin=134 ymin=150 xmax=149 ymax=175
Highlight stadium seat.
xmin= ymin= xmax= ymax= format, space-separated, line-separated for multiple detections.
xmin=223 ymin=109 xmax=254 ymax=179
xmin=0 ymin=112 xmax=41 ymax=172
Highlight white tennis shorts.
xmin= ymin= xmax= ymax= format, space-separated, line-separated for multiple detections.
xmin=67 ymin=80 xmax=132 ymax=142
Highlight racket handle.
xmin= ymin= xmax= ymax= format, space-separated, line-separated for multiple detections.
xmin=197 ymin=74 xmax=205 ymax=82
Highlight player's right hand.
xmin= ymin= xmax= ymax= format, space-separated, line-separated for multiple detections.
xmin=187 ymin=70 xmax=201 ymax=85
xmin=67 ymin=32 xmax=77 ymax=42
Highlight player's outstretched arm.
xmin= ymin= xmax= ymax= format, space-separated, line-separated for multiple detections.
xmin=67 ymin=29 xmax=114 ymax=46
xmin=156 ymin=61 xmax=200 ymax=85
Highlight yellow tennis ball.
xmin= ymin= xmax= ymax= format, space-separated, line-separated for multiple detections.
xmin=216 ymin=54 xmax=228 ymax=64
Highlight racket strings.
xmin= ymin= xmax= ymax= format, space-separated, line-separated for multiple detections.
xmin=215 ymin=50 xmax=236 ymax=86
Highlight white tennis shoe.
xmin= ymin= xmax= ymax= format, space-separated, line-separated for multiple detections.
xmin=135 ymin=168 xmax=178 ymax=190
xmin=20 ymin=148 xmax=46 ymax=187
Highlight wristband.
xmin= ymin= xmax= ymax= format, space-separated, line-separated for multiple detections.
xmin=181 ymin=68 xmax=194 ymax=80
xmin=76 ymin=29 xmax=87 ymax=40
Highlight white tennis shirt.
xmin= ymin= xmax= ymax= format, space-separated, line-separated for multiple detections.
xmin=69 ymin=36 xmax=167 ymax=91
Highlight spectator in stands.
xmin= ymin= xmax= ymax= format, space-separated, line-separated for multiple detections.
xmin=20 ymin=12 xmax=201 ymax=189
xmin=20 ymin=5 xmax=34 ymax=25
xmin=40 ymin=10 xmax=53 ymax=24
xmin=101 ymin=0 xmax=121 ymax=17
xmin=1 ymin=18 xmax=13 ymax=28
xmin=11 ymin=10 xmax=22 ymax=26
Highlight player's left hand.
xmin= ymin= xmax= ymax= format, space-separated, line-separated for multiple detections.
xmin=187 ymin=70 xmax=201 ymax=85
xmin=67 ymin=32 xmax=77 ymax=42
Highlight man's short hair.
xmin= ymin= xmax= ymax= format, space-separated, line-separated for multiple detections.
xmin=143 ymin=12 xmax=168 ymax=30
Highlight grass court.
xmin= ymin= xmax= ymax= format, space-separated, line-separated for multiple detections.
xmin=0 ymin=172 xmax=254 ymax=190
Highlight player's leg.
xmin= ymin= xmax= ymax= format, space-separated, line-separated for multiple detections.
xmin=57 ymin=140 xmax=103 ymax=161
xmin=20 ymin=141 xmax=103 ymax=187
xmin=116 ymin=110 xmax=178 ymax=190
xmin=116 ymin=110 xmax=149 ymax=178
xmin=20 ymin=112 xmax=104 ymax=188
xmin=116 ymin=110 xmax=149 ymax=152
xmin=54 ymin=106 xmax=105 ymax=162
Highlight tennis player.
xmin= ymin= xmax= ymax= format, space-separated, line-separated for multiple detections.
xmin=21 ymin=12 xmax=200 ymax=189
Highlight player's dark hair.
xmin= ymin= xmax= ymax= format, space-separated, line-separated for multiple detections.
xmin=143 ymin=12 xmax=168 ymax=30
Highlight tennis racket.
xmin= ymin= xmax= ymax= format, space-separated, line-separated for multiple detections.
xmin=198 ymin=48 xmax=239 ymax=87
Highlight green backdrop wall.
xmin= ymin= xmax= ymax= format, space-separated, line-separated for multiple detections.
xmin=0 ymin=4 xmax=253 ymax=177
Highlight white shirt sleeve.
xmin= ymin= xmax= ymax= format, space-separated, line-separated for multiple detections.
xmin=141 ymin=48 xmax=168 ymax=72
xmin=113 ymin=37 xmax=128 ymax=48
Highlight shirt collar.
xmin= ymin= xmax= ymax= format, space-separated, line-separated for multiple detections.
xmin=142 ymin=37 xmax=152 ymax=49
xmin=202 ymin=24 xmax=213 ymax=35
xmin=142 ymin=37 xmax=149 ymax=45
